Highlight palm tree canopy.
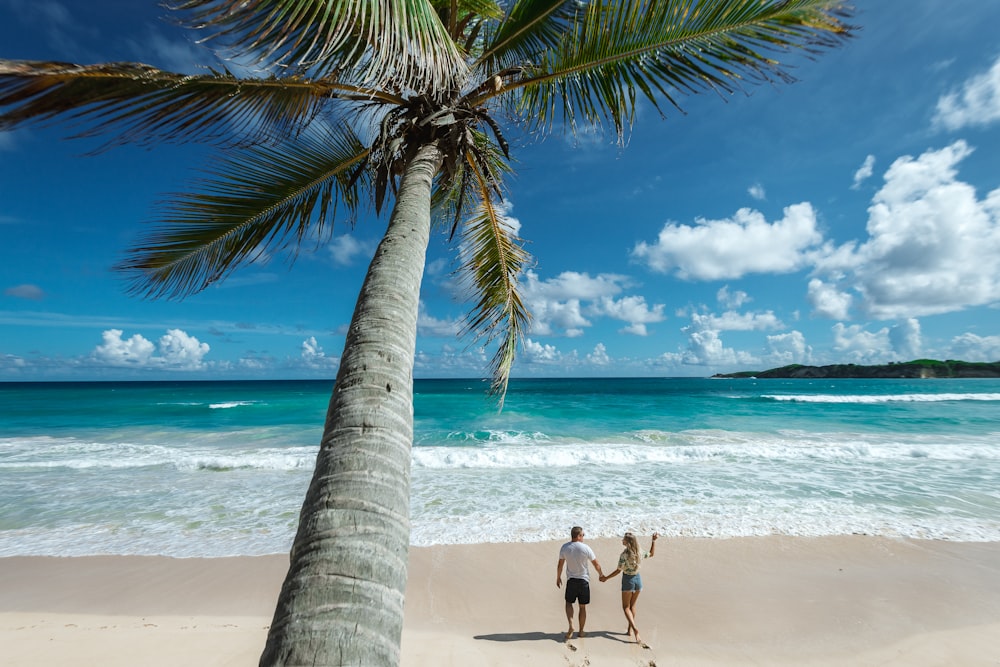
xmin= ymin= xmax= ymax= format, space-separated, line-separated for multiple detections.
xmin=0 ymin=0 xmax=855 ymax=395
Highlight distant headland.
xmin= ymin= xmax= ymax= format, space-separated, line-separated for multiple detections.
xmin=712 ymin=359 xmax=1000 ymax=379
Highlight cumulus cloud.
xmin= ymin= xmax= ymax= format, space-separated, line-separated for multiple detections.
xmin=158 ymin=329 xmax=211 ymax=368
xmin=852 ymin=154 xmax=876 ymax=189
xmin=807 ymin=278 xmax=853 ymax=320
xmin=587 ymin=343 xmax=611 ymax=366
xmin=418 ymin=302 xmax=461 ymax=337
xmin=766 ymin=331 xmax=812 ymax=365
xmin=523 ymin=270 xmax=631 ymax=337
xmin=717 ymin=286 xmax=750 ymax=309
xmin=748 ymin=183 xmax=766 ymax=200
xmin=301 ymin=336 xmax=338 ymax=369
xmin=679 ymin=327 xmax=758 ymax=367
xmin=522 ymin=338 xmax=563 ymax=363
xmin=329 ymin=234 xmax=376 ymax=266
xmin=4 ymin=284 xmax=45 ymax=300
xmin=91 ymin=328 xmax=209 ymax=369
xmin=948 ymin=332 xmax=1000 ymax=361
xmin=889 ymin=318 xmax=922 ymax=359
xmin=691 ymin=310 xmax=783 ymax=333
xmin=933 ymin=53 xmax=1000 ymax=130
xmin=814 ymin=141 xmax=1000 ymax=319
xmin=592 ymin=295 xmax=665 ymax=336
xmin=831 ymin=323 xmax=891 ymax=363
xmin=632 ymin=203 xmax=822 ymax=280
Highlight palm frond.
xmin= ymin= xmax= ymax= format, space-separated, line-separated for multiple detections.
xmin=456 ymin=139 xmax=530 ymax=405
xmin=172 ymin=0 xmax=467 ymax=92
xmin=507 ymin=0 xmax=854 ymax=137
xmin=117 ymin=126 xmax=370 ymax=298
xmin=0 ymin=59 xmax=389 ymax=148
xmin=474 ymin=0 xmax=576 ymax=74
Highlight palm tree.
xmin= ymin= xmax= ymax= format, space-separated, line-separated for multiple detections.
xmin=0 ymin=1 xmax=854 ymax=664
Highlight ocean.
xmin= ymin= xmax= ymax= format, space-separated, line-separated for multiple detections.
xmin=1 ymin=377 xmax=998 ymax=557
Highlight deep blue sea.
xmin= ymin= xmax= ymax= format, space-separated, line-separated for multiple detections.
xmin=1 ymin=377 xmax=998 ymax=557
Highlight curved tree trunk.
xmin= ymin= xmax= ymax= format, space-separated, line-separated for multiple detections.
xmin=260 ymin=141 xmax=444 ymax=667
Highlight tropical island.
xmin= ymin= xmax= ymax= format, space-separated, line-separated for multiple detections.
xmin=713 ymin=359 xmax=1000 ymax=379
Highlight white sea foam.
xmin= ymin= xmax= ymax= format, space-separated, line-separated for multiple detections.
xmin=762 ymin=392 xmax=1000 ymax=403
xmin=209 ymin=400 xmax=258 ymax=409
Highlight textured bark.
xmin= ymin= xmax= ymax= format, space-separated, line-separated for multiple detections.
xmin=260 ymin=141 xmax=444 ymax=666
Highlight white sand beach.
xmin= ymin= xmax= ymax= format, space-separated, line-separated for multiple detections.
xmin=3 ymin=536 xmax=1000 ymax=666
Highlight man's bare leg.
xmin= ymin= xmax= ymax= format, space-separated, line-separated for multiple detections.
xmin=578 ymin=604 xmax=588 ymax=638
xmin=564 ymin=601 xmax=575 ymax=640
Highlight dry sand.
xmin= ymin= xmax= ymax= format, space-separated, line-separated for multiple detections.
xmin=3 ymin=536 xmax=999 ymax=666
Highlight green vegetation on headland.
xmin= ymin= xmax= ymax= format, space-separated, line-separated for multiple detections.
xmin=713 ymin=359 xmax=1000 ymax=379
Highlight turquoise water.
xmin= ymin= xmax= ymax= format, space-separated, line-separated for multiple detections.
xmin=1 ymin=378 xmax=998 ymax=556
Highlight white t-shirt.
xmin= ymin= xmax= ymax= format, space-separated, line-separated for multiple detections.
xmin=559 ymin=541 xmax=596 ymax=581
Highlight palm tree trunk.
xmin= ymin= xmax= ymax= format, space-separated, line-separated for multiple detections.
xmin=260 ymin=141 xmax=444 ymax=667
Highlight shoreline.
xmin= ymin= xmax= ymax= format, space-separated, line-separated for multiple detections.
xmin=3 ymin=536 xmax=1000 ymax=666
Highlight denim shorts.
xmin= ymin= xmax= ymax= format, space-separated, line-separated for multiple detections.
xmin=621 ymin=573 xmax=642 ymax=592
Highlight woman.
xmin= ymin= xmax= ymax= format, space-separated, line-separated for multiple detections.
xmin=600 ymin=532 xmax=657 ymax=645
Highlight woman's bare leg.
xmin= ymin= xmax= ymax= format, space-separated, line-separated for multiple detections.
xmin=627 ymin=591 xmax=643 ymax=644
xmin=621 ymin=591 xmax=639 ymax=639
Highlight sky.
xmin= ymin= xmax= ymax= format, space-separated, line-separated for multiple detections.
xmin=2 ymin=0 xmax=1000 ymax=381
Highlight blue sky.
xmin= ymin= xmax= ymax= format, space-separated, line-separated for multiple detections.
xmin=2 ymin=1 xmax=999 ymax=381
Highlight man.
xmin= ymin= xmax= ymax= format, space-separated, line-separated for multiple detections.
xmin=556 ymin=526 xmax=605 ymax=640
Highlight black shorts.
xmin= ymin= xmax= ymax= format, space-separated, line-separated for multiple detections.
xmin=564 ymin=578 xmax=591 ymax=605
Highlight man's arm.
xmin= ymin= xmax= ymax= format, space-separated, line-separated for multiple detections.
xmin=591 ymin=558 xmax=605 ymax=580
xmin=556 ymin=557 xmax=565 ymax=588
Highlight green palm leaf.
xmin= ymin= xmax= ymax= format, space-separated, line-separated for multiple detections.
xmin=0 ymin=60 xmax=386 ymax=148
xmin=456 ymin=137 xmax=530 ymax=403
xmin=511 ymin=0 xmax=853 ymax=136
xmin=474 ymin=0 xmax=575 ymax=73
xmin=174 ymin=0 xmax=467 ymax=91
xmin=117 ymin=125 xmax=369 ymax=298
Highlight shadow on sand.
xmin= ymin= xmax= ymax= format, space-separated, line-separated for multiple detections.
xmin=473 ymin=629 xmax=632 ymax=644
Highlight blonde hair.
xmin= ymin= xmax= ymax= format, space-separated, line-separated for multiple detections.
xmin=623 ymin=532 xmax=640 ymax=571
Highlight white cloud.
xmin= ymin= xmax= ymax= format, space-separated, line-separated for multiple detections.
xmin=717 ymin=286 xmax=750 ymax=309
xmin=815 ymin=141 xmax=1000 ymax=319
xmin=633 ymin=203 xmax=822 ymax=280
xmin=158 ymin=329 xmax=210 ymax=369
xmin=329 ymin=234 xmax=376 ymax=267
xmin=92 ymin=329 xmax=156 ymax=367
xmin=592 ymin=295 xmax=665 ymax=336
xmin=888 ymin=318 xmax=922 ymax=359
xmin=680 ymin=328 xmax=758 ymax=367
xmin=748 ymin=183 xmax=766 ymax=200
xmin=522 ymin=270 xmax=631 ymax=337
xmin=948 ymin=332 xmax=1000 ymax=361
xmin=852 ymin=154 xmax=876 ymax=189
xmin=933 ymin=53 xmax=1000 ymax=130
xmin=807 ymin=278 xmax=853 ymax=320
xmin=522 ymin=338 xmax=563 ymax=363
xmin=300 ymin=336 xmax=338 ymax=369
xmin=831 ymin=323 xmax=891 ymax=363
xmin=4 ymin=284 xmax=45 ymax=300
xmin=693 ymin=310 xmax=782 ymax=332
xmin=766 ymin=331 xmax=812 ymax=366
xmin=90 ymin=329 xmax=210 ymax=370
xmin=587 ymin=343 xmax=611 ymax=366
xmin=418 ymin=302 xmax=461 ymax=337
xmin=90 ymin=329 xmax=210 ymax=369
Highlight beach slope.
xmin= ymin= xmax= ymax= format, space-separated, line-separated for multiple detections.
xmin=3 ymin=536 xmax=999 ymax=666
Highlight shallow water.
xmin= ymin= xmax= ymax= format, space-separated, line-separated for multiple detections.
xmin=1 ymin=377 xmax=998 ymax=556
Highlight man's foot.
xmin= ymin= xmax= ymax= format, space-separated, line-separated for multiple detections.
xmin=578 ymin=630 xmax=586 ymax=638
xmin=564 ymin=628 xmax=574 ymax=641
